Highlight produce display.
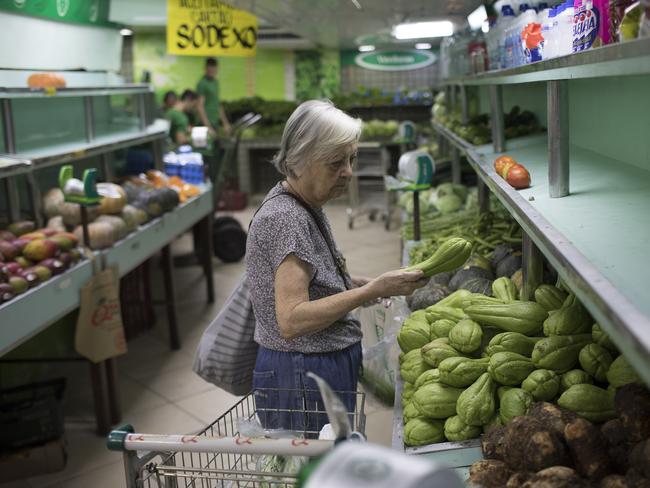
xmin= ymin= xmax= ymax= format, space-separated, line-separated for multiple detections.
xmin=432 ymin=91 xmax=544 ymax=146
xmin=469 ymin=384 xmax=650 ymax=487
xmin=0 ymin=220 xmax=84 ymax=304
xmin=399 ymin=239 xmax=644 ymax=451
xmin=494 ymin=155 xmax=532 ymax=190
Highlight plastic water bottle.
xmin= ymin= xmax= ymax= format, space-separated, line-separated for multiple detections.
xmin=557 ymin=0 xmax=575 ymax=56
xmin=539 ymin=8 xmax=553 ymax=59
xmin=499 ymin=0 xmax=517 ymax=68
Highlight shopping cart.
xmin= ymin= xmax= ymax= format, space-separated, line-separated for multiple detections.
xmin=108 ymin=375 xmax=365 ymax=487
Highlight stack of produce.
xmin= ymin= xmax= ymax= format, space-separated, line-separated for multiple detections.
xmin=399 ymin=258 xmax=643 ymax=450
xmin=470 ymin=384 xmax=650 ymax=487
xmin=0 ymin=221 xmax=84 ymax=304
xmin=360 ymin=119 xmax=400 ymax=141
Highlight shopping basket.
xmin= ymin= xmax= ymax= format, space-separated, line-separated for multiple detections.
xmin=108 ymin=386 xmax=365 ymax=488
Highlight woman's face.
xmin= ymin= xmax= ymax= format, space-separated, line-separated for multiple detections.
xmin=297 ymin=144 xmax=357 ymax=205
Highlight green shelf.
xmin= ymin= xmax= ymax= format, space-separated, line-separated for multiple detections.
xmin=0 ymin=84 xmax=152 ymax=99
xmin=0 ymin=260 xmax=94 ymax=356
xmin=104 ymin=185 xmax=213 ymax=277
xmin=0 ymin=155 xmax=31 ymax=178
xmin=434 ymin=121 xmax=650 ymax=384
xmin=444 ymin=37 xmax=650 ymax=85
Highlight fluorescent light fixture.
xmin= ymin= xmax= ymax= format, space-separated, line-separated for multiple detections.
xmin=392 ymin=21 xmax=453 ymax=40
xmin=350 ymin=0 xmax=362 ymax=9
xmin=467 ymin=5 xmax=488 ymax=30
xmin=120 ymin=28 xmax=133 ymax=36
xmin=481 ymin=21 xmax=490 ymax=33
xmin=358 ymin=45 xmax=375 ymax=52
xmin=415 ymin=42 xmax=432 ymax=49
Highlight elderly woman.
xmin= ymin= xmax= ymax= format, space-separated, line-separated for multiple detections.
xmin=246 ymin=100 xmax=427 ymax=432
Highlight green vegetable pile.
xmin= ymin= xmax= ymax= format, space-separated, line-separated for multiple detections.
xmin=360 ymin=119 xmax=400 ymax=140
xmin=400 ymin=278 xmax=643 ymax=448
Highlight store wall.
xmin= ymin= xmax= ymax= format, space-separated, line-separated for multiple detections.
xmin=0 ymin=11 xmax=122 ymax=72
xmin=133 ymin=32 xmax=288 ymax=102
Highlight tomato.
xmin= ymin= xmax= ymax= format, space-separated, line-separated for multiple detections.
xmin=494 ymin=155 xmax=516 ymax=176
xmin=506 ymin=164 xmax=531 ymax=189
xmin=500 ymin=160 xmax=517 ymax=179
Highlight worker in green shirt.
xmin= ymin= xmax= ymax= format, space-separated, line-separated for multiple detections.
xmin=165 ymin=89 xmax=198 ymax=145
xmin=197 ymin=57 xmax=231 ymax=138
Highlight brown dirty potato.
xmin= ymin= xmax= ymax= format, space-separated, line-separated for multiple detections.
xmin=626 ymin=469 xmax=650 ymax=488
xmin=629 ymin=439 xmax=650 ymax=479
xmin=615 ymin=385 xmax=650 ymax=443
xmin=600 ymin=475 xmax=630 ymax=488
xmin=564 ymin=417 xmax=614 ymax=479
xmin=527 ymin=402 xmax=579 ymax=439
xmin=507 ymin=472 xmax=535 ymax=488
xmin=504 ymin=416 xmax=572 ymax=472
xmin=521 ymin=466 xmax=587 ymax=488
xmin=601 ymin=419 xmax=627 ymax=447
xmin=469 ymin=459 xmax=514 ymax=488
xmin=482 ymin=425 xmax=507 ymax=460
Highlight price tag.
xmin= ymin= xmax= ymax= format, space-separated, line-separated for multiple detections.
xmin=44 ymin=87 xmax=57 ymax=96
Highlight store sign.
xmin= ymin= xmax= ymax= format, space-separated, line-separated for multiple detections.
xmin=0 ymin=0 xmax=112 ymax=27
xmin=354 ymin=50 xmax=436 ymax=71
xmin=167 ymin=0 xmax=257 ymax=57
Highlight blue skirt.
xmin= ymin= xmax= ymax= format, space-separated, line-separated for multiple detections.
xmin=252 ymin=342 xmax=362 ymax=436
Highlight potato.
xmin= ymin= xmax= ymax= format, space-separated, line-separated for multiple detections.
xmin=615 ymin=385 xmax=650 ymax=443
xmin=564 ymin=417 xmax=614 ymax=479
xmin=469 ymin=459 xmax=513 ymax=488
xmin=600 ymin=475 xmax=630 ymax=488
xmin=482 ymin=425 xmax=507 ymax=460
xmin=629 ymin=439 xmax=650 ymax=479
xmin=527 ymin=402 xmax=579 ymax=438
xmin=504 ymin=417 xmax=572 ymax=472
xmin=521 ymin=466 xmax=586 ymax=488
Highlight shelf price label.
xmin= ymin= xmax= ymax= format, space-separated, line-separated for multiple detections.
xmin=167 ymin=0 xmax=257 ymax=57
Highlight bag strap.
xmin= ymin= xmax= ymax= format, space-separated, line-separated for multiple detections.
xmin=250 ymin=185 xmax=351 ymax=290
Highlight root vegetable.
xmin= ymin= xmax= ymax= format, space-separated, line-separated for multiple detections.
xmin=507 ymin=472 xmax=534 ymax=488
xmin=564 ymin=417 xmax=614 ymax=479
xmin=469 ymin=459 xmax=513 ymax=488
xmin=600 ymin=475 xmax=630 ymax=488
xmin=615 ymin=384 xmax=650 ymax=443
xmin=601 ymin=419 xmax=627 ymax=447
xmin=521 ymin=466 xmax=586 ymax=488
xmin=526 ymin=402 xmax=579 ymax=438
xmin=482 ymin=425 xmax=507 ymax=460
xmin=630 ymin=439 xmax=650 ymax=479
xmin=503 ymin=417 xmax=572 ymax=472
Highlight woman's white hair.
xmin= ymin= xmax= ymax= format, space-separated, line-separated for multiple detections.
xmin=272 ymin=100 xmax=362 ymax=177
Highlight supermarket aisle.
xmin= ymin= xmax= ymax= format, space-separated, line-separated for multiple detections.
xmin=5 ymin=204 xmax=399 ymax=488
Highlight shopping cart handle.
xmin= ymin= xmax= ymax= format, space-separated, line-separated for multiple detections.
xmin=106 ymin=424 xmax=135 ymax=452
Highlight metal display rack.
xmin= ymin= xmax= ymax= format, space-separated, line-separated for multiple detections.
xmin=396 ymin=41 xmax=650 ymax=471
xmin=0 ymin=85 xmax=215 ymax=436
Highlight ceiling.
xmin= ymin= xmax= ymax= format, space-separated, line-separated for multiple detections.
xmin=110 ymin=0 xmax=482 ymax=49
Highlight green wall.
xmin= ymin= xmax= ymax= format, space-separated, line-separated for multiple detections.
xmin=133 ymin=32 xmax=286 ymax=103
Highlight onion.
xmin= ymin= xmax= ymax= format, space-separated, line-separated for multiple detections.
xmin=506 ymin=164 xmax=531 ymax=189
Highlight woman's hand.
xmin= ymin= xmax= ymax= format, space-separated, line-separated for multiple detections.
xmin=365 ymin=269 xmax=429 ymax=298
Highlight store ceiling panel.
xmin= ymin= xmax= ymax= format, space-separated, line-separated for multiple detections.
xmin=227 ymin=0 xmax=481 ymax=48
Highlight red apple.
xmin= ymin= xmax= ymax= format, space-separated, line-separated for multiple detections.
xmin=0 ymin=230 xmax=15 ymax=242
xmin=40 ymin=258 xmax=65 ymax=275
xmin=2 ymin=262 xmax=22 ymax=275
xmin=0 ymin=240 xmax=20 ymax=260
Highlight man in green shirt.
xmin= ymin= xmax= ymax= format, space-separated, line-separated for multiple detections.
xmin=165 ymin=89 xmax=198 ymax=145
xmin=197 ymin=57 xmax=231 ymax=137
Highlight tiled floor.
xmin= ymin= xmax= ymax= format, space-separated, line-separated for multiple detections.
xmin=1 ymin=203 xmax=402 ymax=488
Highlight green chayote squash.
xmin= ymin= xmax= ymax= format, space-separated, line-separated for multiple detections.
xmin=435 ymin=289 xmax=472 ymax=309
xmin=425 ymin=306 xmax=467 ymax=323
xmin=578 ymin=343 xmax=613 ymax=382
xmin=410 ymin=309 xmax=428 ymax=322
xmin=606 ymin=355 xmax=641 ymax=388
xmin=457 ymin=373 xmax=497 ymax=426
xmin=414 ymin=368 xmax=440 ymax=389
xmin=404 ymin=418 xmax=445 ymax=447
xmin=444 ymin=415 xmax=482 ymax=441
xmin=592 ymin=323 xmax=618 ymax=353
xmin=430 ymin=319 xmax=457 ymax=339
xmin=543 ymin=300 xmax=592 ymax=336
xmin=438 ymin=357 xmax=489 ymax=388
xmin=421 ymin=338 xmax=464 ymax=368
xmin=413 ymin=383 xmax=463 ymax=419
xmin=497 ymin=386 xmax=513 ymax=401
xmin=531 ymin=334 xmax=593 ymax=373
xmin=499 ymin=388 xmax=534 ymax=424
xmin=521 ymin=369 xmax=560 ymax=401
xmin=461 ymin=293 xmax=504 ymax=310
xmin=488 ymin=352 xmax=536 ymax=386
xmin=397 ymin=317 xmax=432 ymax=353
xmin=558 ymin=384 xmax=616 ymax=423
xmin=486 ymin=332 xmax=542 ymax=357
xmin=400 ymin=349 xmax=431 ymax=384
xmin=534 ymin=284 xmax=568 ymax=312
xmin=403 ymin=401 xmax=425 ymax=424
xmin=560 ymin=369 xmax=593 ymax=392
xmin=492 ymin=277 xmax=518 ymax=302
xmin=401 ymin=382 xmax=415 ymax=403
xmin=448 ymin=319 xmax=483 ymax=353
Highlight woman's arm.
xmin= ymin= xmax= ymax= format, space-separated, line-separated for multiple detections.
xmin=275 ymin=254 xmax=426 ymax=339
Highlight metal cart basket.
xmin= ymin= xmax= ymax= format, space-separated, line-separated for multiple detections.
xmin=109 ymin=388 xmax=366 ymax=488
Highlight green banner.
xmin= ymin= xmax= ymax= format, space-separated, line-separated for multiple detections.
xmin=0 ymin=0 xmax=114 ymax=28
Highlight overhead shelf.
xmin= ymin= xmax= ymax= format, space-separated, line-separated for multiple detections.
xmin=433 ymin=123 xmax=650 ymax=385
xmin=444 ymin=37 xmax=650 ymax=85
xmin=0 ymin=84 xmax=152 ymax=99
xmin=0 ymin=185 xmax=213 ymax=355
xmin=6 ymin=118 xmax=170 ymax=169
xmin=0 ymin=155 xmax=31 ymax=178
